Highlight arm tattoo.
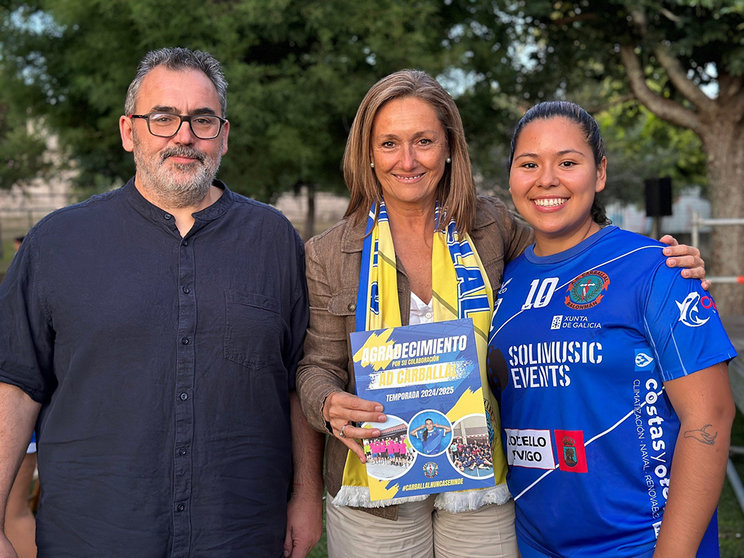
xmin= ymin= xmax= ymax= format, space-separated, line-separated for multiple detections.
xmin=683 ymin=424 xmax=718 ymax=446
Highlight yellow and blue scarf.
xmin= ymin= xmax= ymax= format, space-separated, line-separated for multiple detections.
xmin=336 ymin=200 xmax=508 ymax=507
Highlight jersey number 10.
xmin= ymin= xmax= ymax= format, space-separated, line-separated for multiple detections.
xmin=521 ymin=278 xmax=559 ymax=310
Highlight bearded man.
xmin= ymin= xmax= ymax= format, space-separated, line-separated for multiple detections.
xmin=0 ymin=47 xmax=322 ymax=558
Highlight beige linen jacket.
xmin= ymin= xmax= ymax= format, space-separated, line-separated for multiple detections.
xmin=296 ymin=195 xmax=533 ymax=520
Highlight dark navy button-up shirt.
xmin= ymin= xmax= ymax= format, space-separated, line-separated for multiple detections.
xmin=0 ymin=178 xmax=308 ymax=557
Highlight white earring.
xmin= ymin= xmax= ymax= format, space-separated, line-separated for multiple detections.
xmin=370 ymin=161 xmax=375 ymax=168
xmin=446 ymin=157 xmax=451 ymax=164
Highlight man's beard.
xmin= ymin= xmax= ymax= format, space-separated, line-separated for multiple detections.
xmin=133 ymin=136 xmax=222 ymax=208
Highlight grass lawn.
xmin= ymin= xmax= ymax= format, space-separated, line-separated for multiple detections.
xmin=719 ymin=408 xmax=744 ymax=558
xmin=307 ymin=517 xmax=328 ymax=558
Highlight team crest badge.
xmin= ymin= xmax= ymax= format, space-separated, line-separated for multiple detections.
xmin=565 ymin=271 xmax=610 ymax=310
xmin=554 ymin=429 xmax=589 ymax=473
xmin=422 ymin=462 xmax=439 ymax=478
xmin=562 ymin=437 xmax=578 ymax=467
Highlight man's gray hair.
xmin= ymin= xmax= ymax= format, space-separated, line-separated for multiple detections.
xmin=124 ymin=47 xmax=228 ymax=117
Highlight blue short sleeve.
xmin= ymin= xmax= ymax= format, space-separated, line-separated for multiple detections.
xmin=643 ymin=266 xmax=735 ymax=382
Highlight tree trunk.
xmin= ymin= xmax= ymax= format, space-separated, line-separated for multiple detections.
xmin=621 ymin=44 xmax=744 ymax=314
xmin=702 ymin=117 xmax=744 ymax=315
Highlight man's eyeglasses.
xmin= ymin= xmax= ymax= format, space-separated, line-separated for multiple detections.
xmin=129 ymin=113 xmax=226 ymax=140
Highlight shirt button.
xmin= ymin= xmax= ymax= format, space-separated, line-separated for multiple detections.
xmin=177 ymin=448 xmax=188 ymax=456
xmin=181 ymin=337 xmax=190 ymax=345
xmin=176 ymin=503 xmax=185 ymax=512
xmin=347 ymin=303 xmax=356 ymax=312
xmin=179 ymin=392 xmax=188 ymax=401
xmin=182 ymin=286 xmax=191 ymax=294
xmin=164 ymin=213 xmax=173 ymax=220
xmin=182 ymin=240 xmax=188 ymax=246
xmin=425 ymin=312 xmax=433 ymax=319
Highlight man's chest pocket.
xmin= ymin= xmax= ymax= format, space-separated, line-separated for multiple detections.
xmin=224 ymin=291 xmax=284 ymax=368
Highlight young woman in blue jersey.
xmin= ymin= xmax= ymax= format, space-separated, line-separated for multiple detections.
xmin=487 ymin=100 xmax=736 ymax=558
xmin=410 ymin=418 xmax=452 ymax=455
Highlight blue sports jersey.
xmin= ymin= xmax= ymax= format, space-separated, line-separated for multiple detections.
xmin=421 ymin=427 xmax=445 ymax=454
xmin=487 ymin=226 xmax=736 ymax=558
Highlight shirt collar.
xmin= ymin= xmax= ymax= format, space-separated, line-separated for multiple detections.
xmin=123 ymin=177 xmax=233 ymax=231
xmin=340 ymin=214 xmax=368 ymax=254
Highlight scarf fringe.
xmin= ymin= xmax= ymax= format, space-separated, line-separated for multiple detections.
xmin=331 ymin=485 xmax=429 ymax=508
xmin=433 ymin=483 xmax=512 ymax=513
xmin=330 ymin=483 xmax=512 ymax=513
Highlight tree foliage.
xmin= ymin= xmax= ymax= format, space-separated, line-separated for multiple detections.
xmin=0 ymin=11 xmax=49 ymax=191
xmin=464 ymin=0 xmax=744 ymax=311
xmin=0 ymin=98 xmax=48 ymax=190
xmin=3 ymin=1 xmax=743 ymax=309
xmin=0 ymin=0 xmax=482 ymax=201
xmin=2 ymin=1 xmax=712 ymax=202
xmin=597 ymin=103 xmax=706 ymax=205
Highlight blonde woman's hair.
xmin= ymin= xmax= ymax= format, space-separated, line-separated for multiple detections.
xmin=343 ymin=69 xmax=477 ymax=234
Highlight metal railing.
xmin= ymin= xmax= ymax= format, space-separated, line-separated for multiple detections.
xmin=691 ymin=212 xmax=744 ymax=283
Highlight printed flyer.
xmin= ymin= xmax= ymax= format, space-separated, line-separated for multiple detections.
xmin=350 ymin=318 xmax=495 ymax=501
